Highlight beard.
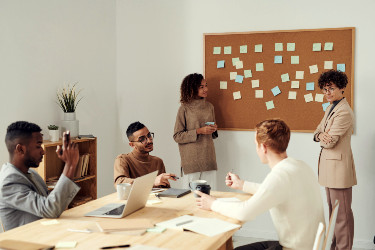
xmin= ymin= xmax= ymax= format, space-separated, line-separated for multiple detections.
xmin=24 ymin=153 xmax=41 ymax=168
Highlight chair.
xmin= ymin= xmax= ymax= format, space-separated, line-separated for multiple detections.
xmin=323 ymin=200 xmax=339 ymax=250
xmin=313 ymin=222 xmax=326 ymax=250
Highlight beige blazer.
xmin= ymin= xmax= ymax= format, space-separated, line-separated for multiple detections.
xmin=314 ymin=98 xmax=357 ymax=188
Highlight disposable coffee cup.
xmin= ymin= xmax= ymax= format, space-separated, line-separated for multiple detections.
xmin=116 ymin=183 xmax=131 ymax=200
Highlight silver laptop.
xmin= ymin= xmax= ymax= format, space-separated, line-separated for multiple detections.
xmin=84 ymin=170 xmax=157 ymax=218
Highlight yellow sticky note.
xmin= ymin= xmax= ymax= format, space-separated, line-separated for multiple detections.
xmin=244 ymin=69 xmax=252 ymax=78
xmin=56 ymin=241 xmax=77 ymax=248
xmin=213 ymin=47 xmax=221 ymax=54
xmin=291 ymin=56 xmax=299 ymax=64
xmin=220 ymin=81 xmax=227 ymax=89
xmin=266 ymin=101 xmax=275 ymax=110
xmin=288 ymin=91 xmax=297 ymax=100
xmin=232 ymin=57 xmax=240 ymax=66
xmin=235 ymin=61 xmax=243 ymax=69
xmin=230 ymin=72 xmax=237 ymax=80
xmin=251 ymin=79 xmax=260 ymax=88
xmin=275 ymin=43 xmax=283 ymax=51
xmin=281 ymin=73 xmax=290 ymax=82
xmin=256 ymin=63 xmax=264 ymax=71
xmin=240 ymin=45 xmax=247 ymax=53
xmin=233 ymin=91 xmax=241 ymax=100
xmin=309 ymin=64 xmax=318 ymax=74
xmin=296 ymin=71 xmax=304 ymax=79
xmin=304 ymin=93 xmax=313 ymax=103
xmin=255 ymin=90 xmax=263 ymax=98
xmin=41 ymin=219 xmax=59 ymax=225
xmin=324 ymin=42 xmax=333 ymax=51
xmin=315 ymin=93 xmax=324 ymax=102
xmin=224 ymin=46 xmax=232 ymax=54
xmin=254 ymin=44 xmax=263 ymax=52
xmin=291 ymin=81 xmax=300 ymax=89
xmin=324 ymin=61 xmax=333 ymax=69
xmin=313 ymin=43 xmax=322 ymax=51
xmin=287 ymin=43 xmax=295 ymax=51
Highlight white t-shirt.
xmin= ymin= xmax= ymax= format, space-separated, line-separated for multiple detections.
xmin=211 ymin=157 xmax=324 ymax=250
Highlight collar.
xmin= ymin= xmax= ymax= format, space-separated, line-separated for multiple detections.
xmin=130 ymin=149 xmax=150 ymax=162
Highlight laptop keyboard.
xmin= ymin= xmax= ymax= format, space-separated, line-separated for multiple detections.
xmin=104 ymin=204 xmax=125 ymax=215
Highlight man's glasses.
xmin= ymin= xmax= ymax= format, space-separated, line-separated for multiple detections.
xmin=130 ymin=132 xmax=154 ymax=144
xmin=322 ymin=87 xmax=338 ymax=94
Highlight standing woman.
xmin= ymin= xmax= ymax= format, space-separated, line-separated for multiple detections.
xmin=314 ymin=69 xmax=356 ymax=250
xmin=174 ymin=73 xmax=218 ymax=189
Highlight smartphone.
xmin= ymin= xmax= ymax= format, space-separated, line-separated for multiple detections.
xmin=205 ymin=122 xmax=215 ymax=126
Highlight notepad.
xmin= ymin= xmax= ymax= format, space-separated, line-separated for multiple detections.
xmin=157 ymin=188 xmax=191 ymax=198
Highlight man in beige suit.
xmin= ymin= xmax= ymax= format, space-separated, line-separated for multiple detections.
xmin=314 ymin=69 xmax=356 ymax=250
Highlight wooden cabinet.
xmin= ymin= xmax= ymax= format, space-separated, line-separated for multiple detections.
xmin=36 ymin=138 xmax=97 ymax=207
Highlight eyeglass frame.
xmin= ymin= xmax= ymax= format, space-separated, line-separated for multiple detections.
xmin=130 ymin=132 xmax=154 ymax=144
xmin=321 ymin=87 xmax=339 ymax=94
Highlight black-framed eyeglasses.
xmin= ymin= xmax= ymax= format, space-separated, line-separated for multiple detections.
xmin=130 ymin=132 xmax=154 ymax=144
xmin=322 ymin=87 xmax=338 ymax=94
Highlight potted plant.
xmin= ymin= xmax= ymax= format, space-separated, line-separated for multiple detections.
xmin=57 ymin=83 xmax=83 ymax=138
xmin=48 ymin=125 xmax=60 ymax=142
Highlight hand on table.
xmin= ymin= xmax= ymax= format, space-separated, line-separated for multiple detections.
xmin=195 ymin=190 xmax=216 ymax=211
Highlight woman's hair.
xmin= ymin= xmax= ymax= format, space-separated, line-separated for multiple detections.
xmin=255 ymin=119 xmax=290 ymax=154
xmin=318 ymin=69 xmax=348 ymax=89
xmin=180 ymin=73 xmax=204 ymax=103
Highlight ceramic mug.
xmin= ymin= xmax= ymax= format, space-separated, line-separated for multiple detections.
xmin=189 ymin=180 xmax=210 ymax=198
xmin=116 ymin=183 xmax=131 ymax=200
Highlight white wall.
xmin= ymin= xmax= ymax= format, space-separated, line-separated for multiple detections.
xmin=0 ymin=0 xmax=121 ymax=197
xmin=117 ymin=0 xmax=375 ymax=248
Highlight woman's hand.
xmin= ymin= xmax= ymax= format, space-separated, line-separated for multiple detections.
xmin=196 ymin=124 xmax=217 ymax=135
xmin=318 ymin=131 xmax=332 ymax=144
xmin=225 ymin=172 xmax=244 ymax=190
xmin=195 ymin=191 xmax=216 ymax=210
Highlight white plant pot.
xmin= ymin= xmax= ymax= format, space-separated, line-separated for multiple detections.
xmin=61 ymin=112 xmax=79 ymax=138
xmin=49 ymin=130 xmax=60 ymax=142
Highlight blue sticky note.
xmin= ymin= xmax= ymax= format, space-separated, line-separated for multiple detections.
xmin=322 ymin=102 xmax=330 ymax=111
xmin=217 ymin=60 xmax=225 ymax=68
xmin=306 ymin=82 xmax=315 ymax=91
xmin=235 ymin=75 xmax=244 ymax=83
xmin=337 ymin=64 xmax=346 ymax=72
xmin=274 ymin=56 xmax=282 ymax=64
xmin=271 ymin=86 xmax=281 ymax=96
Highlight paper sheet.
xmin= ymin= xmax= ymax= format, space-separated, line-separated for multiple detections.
xmin=315 ymin=93 xmax=324 ymax=102
xmin=213 ymin=47 xmax=221 ymax=54
xmin=287 ymin=43 xmax=295 ymax=51
xmin=220 ymin=81 xmax=227 ymax=89
xmin=271 ymin=86 xmax=281 ymax=96
xmin=288 ymin=91 xmax=297 ymax=100
xmin=304 ymin=93 xmax=313 ymax=103
xmin=275 ymin=43 xmax=283 ymax=51
xmin=296 ymin=71 xmax=304 ymax=79
xmin=235 ymin=61 xmax=243 ymax=69
xmin=224 ymin=46 xmax=232 ymax=54
xmin=337 ymin=64 xmax=345 ymax=72
xmin=281 ymin=73 xmax=290 ymax=82
xmin=255 ymin=90 xmax=263 ymax=98
xmin=266 ymin=101 xmax=275 ymax=110
xmin=313 ymin=43 xmax=321 ymax=51
xmin=324 ymin=42 xmax=333 ymax=51
xmin=254 ymin=44 xmax=263 ymax=52
xmin=251 ymin=79 xmax=259 ymax=88
xmin=306 ymin=82 xmax=315 ymax=91
xmin=230 ymin=72 xmax=237 ymax=80
xmin=233 ymin=91 xmax=241 ymax=100
xmin=235 ymin=75 xmax=244 ymax=83
xmin=324 ymin=61 xmax=333 ymax=69
xmin=217 ymin=60 xmax=225 ymax=68
xmin=291 ymin=56 xmax=299 ymax=64
xmin=244 ymin=69 xmax=252 ymax=78
xmin=291 ymin=81 xmax=300 ymax=89
xmin=256 ymin=63 xmax=264 ymax=71
xmin=274 ymin=56 xmax=282 ymax=64
xmin=309 ymin=65 xmax=318 ymax=74
xmin=240 ymin=45 xmax=247 ymax=53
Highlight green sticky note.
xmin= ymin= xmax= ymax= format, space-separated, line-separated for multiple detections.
xmin=224 ymin=46 xmax=232 ymax=54
xmin=147 ymin=226 xmax=166 ymax=233
xmin=256 ymin=63 xmax=264 ymax=71
xmin=244 ymin=69 xmax=252 ymax=78
xmin=324 ymin=42 xmax=333 ymax=51
xmin=291 ymin=56 xmax=299 ymax=64
xmin=287 ymin=43 xmax=295 ymax=51
xmin=213 ymin=47 xmax=221 ymax=54
xmin=56 ymin=241 xmax=77 ymax=248
xmin=240 ymin=45 xmax=247 ymax=53
xmin=275 ymin=43 xmax=283 ymax=51
xmin=266 ymin=101 xmax=275 ymax=110
xmin=313 ymin=43 xmax=321 ymax=51
xmin=281 ymin=73 xmax=290 ymax=82
xmin=232 ymin=57 xmax=240 ymax=66
xmin=254 ymin=44 xmax=262 ymax=52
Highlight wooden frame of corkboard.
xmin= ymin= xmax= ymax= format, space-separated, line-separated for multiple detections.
xmin=204 ymin=27 xmax=355 ymax=132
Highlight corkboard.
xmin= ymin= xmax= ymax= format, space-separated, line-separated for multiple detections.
xmin=204 ymin=27 xmax=355 ymax=132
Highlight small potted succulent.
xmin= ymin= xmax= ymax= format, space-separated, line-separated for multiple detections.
xmin=48 ymin=125 xmax=59 ymax=142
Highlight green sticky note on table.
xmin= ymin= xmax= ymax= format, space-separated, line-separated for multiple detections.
xmin=254 ymin=44 xmax=262 ymax=52
xmin=224 ymin=46 xmax=232 ymax=54
xmin=256 ymin=63 xmax=264 ymax=71
xmin=266 ymin=101 xmax=275 ymax=110
xmin=244 ymin=69 xmax=252 ymax=78
xmin=213 ymin=47 xmax=221 ymax=54
xmin=56 ymin=241 xmax=77 ymax=249
xmin=324 ymin=42 xmax=333 ymax=51
xmin=313 ymin=43 xmax=322 ymax=51
xmin=147 ymin=226 xmax=166 ymax=233
xmin=291 ymin=56 xmax=299 ymax=64
xmin=287 ymin=43 xmax=295 ymax=51
xmin=281 ymin=73 xmax=290 ymax=82
xmin=240 ymin=45 xmax=247 ymax=53
xmin=275 ymin=43 xmax=283 ymax=51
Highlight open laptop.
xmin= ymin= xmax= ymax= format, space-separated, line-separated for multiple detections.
xmin=84 ymin=170 xmax=157 ymax=218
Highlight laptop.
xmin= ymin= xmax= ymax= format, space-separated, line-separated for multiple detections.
xmin=84 ymin=170 xmax=157 ymax=218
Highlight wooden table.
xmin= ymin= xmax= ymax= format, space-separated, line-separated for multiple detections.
xmin=0 ymin=191 xmax=250 ymax=250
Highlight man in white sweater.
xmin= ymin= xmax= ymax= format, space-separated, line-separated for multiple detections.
xmin=196 ymin=119 xmax=325 ymax=250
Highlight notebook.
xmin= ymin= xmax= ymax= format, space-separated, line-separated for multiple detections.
xmin=157 ymin=188 xmax=191 ymax=198
xmin=84 ymin=171 xmax=157 ymax=218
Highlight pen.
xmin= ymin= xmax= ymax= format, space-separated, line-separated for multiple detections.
xmin=176 ymin=219 xmax=193 ymax=226
xmin=100 ymin=244 xmax=130 ymax=249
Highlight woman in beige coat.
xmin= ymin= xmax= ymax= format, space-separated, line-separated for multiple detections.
xmin=173 ymin=73 xmax=218 ymax=189
xmin=314 ymin=69 xmax=356 ymax=250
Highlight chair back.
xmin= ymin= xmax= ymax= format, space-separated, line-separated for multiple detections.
xmin=323 ymin=200 xmax=339 ymax=250
xmin=313 ymin=222 xmax=326 ymax=250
